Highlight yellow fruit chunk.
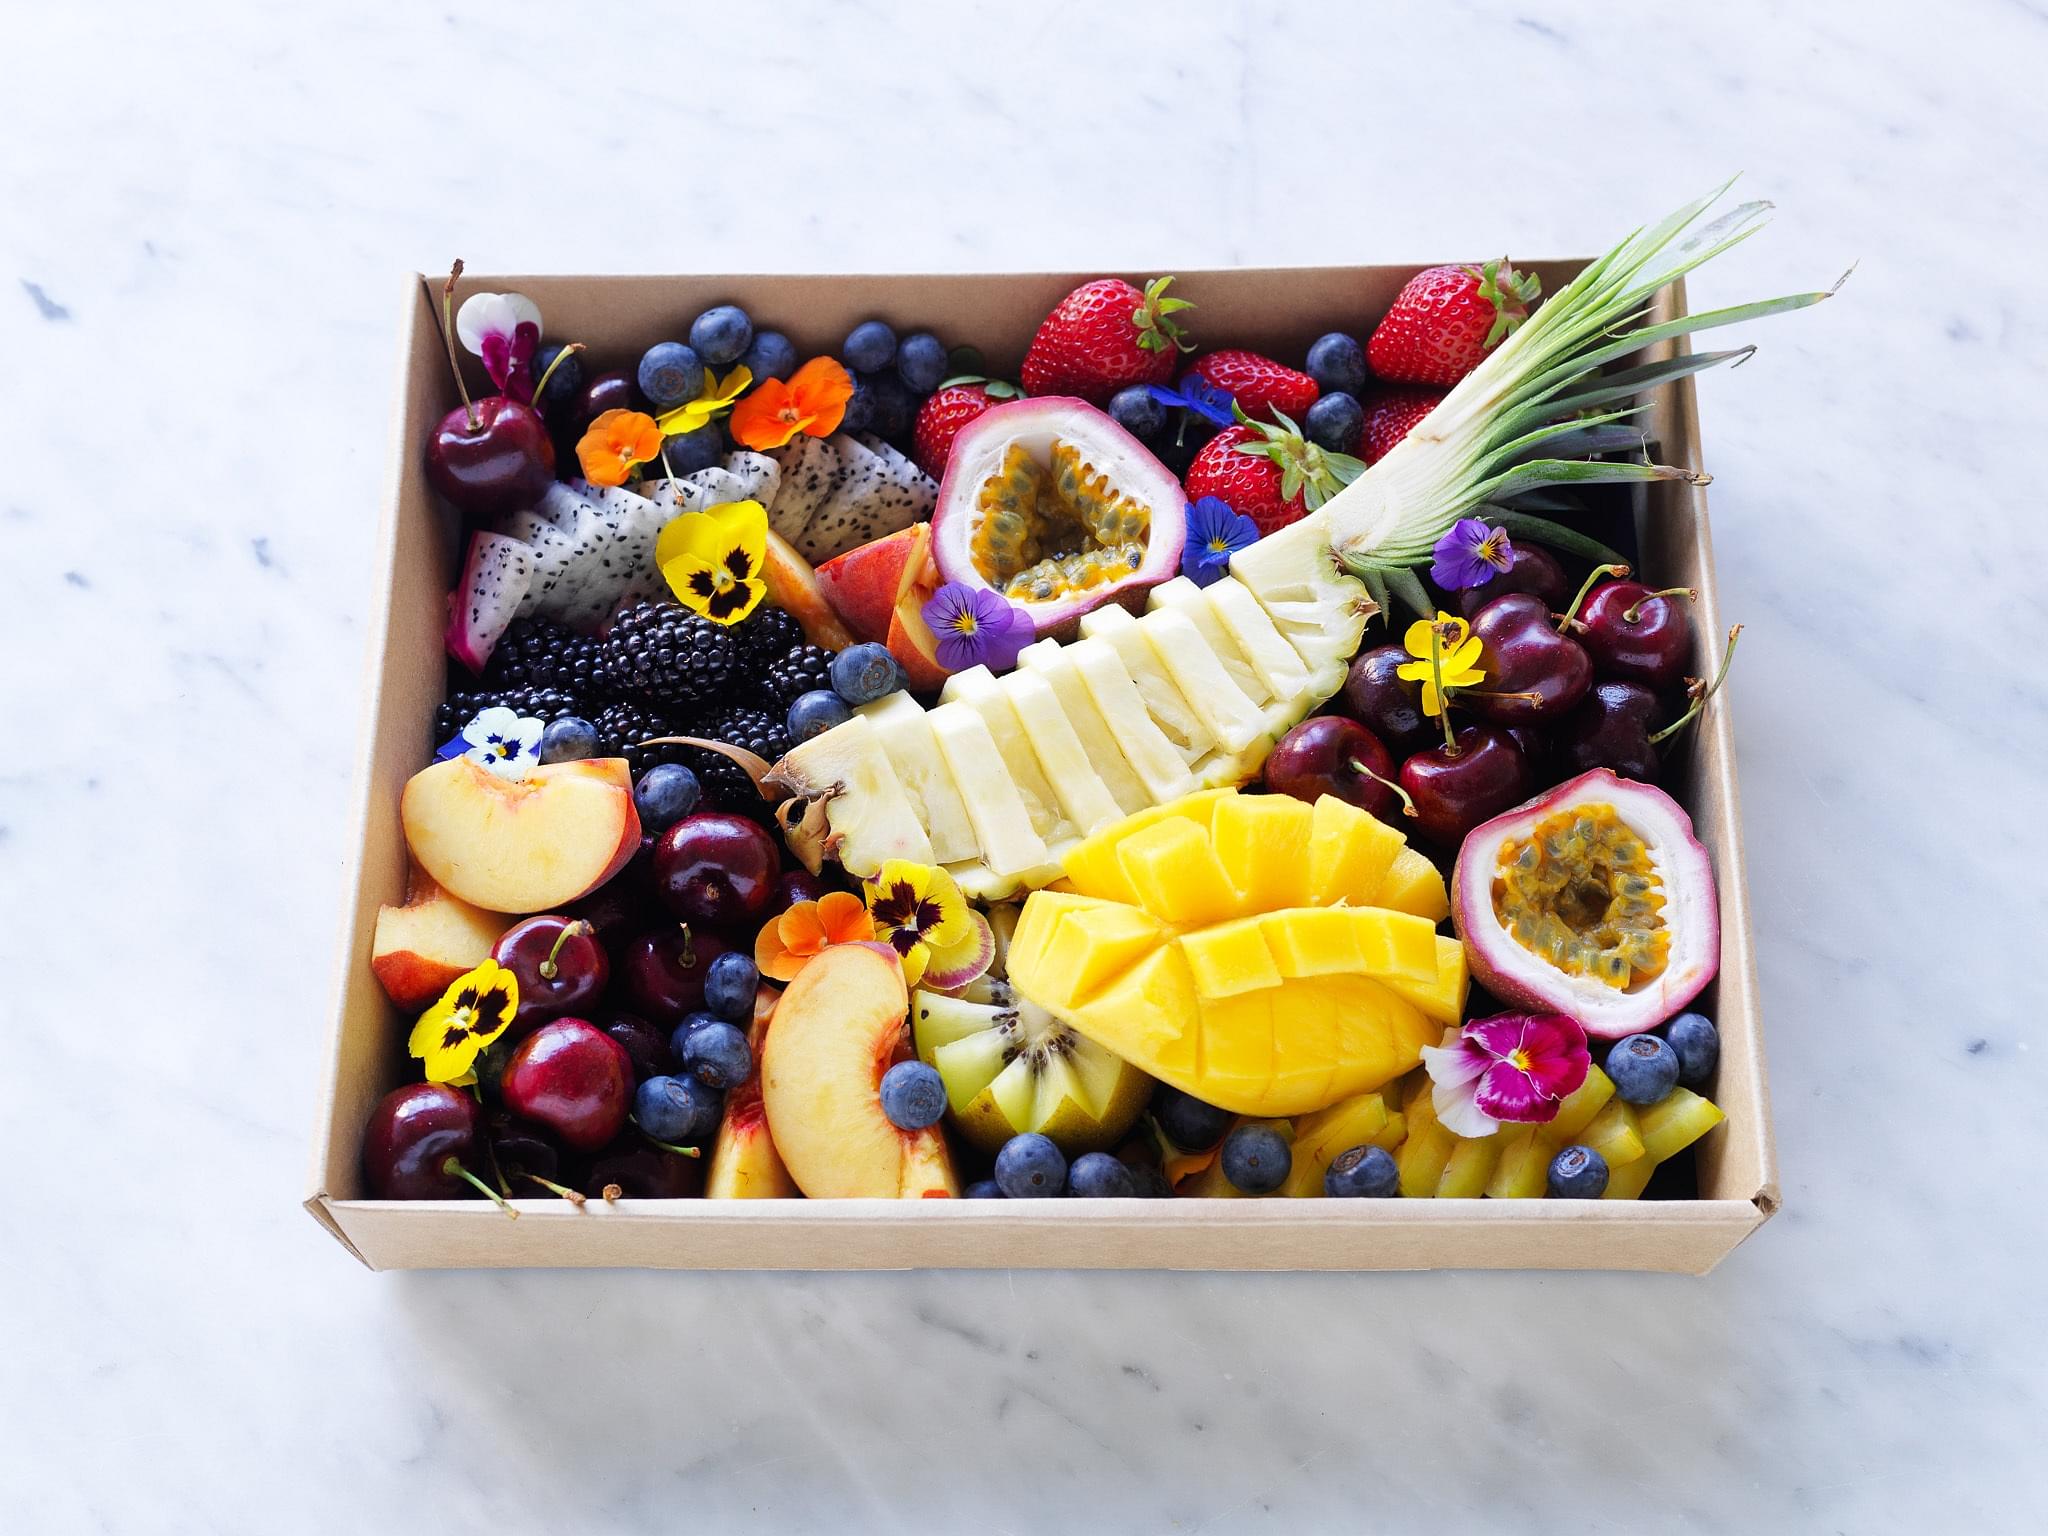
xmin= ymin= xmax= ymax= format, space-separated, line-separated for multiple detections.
xmin=1437 ymin=1128 xmax=1506 ymax=1198
xmin=1282 ymin=1090 xmax=1399 ymax=1197
xmin=1181 ymin=916 xmax=1283 ymax=999
xmin=1115 ymin=817 xmax=1244 ymax=927
xmin=1485 ymin=1125 xmax=1551 ymax=1199
xmin=1376 ymin=845 xmax=1451 ymax=922
xmin=1309 ymin=795 xmax=1405 ymax=907
xmin=1397 ymin=1112 xmax=1458 ymax=1197
xmin=1002 ymin=889 xmax=1100 ymax=999
xmin=1346 ymin=908 xmax=1441 ymax=984
xmin=1579 ymin=1100 xmax=1646 ymax=1169
xmin=1602 ymin=1156 xmax=1658 ymax=1200
xmin=1259 ymin=906 xmax=1365 ymax=977
xmin=1043 ymin=900 xmax=1175 ymax=1004
xmin=1637 ymin=1087 xmax=1727 ymax=1164
xmin=1211 ymin=793 xmax=1314 ymax=910
xmin=1064 ymin=944 xmax=1200 ymax=1076
xmin=1197 ymin=990 xmax=1278 ymax=1103
xmin=1380 ymin=935 xmax=1469 ymax=1027
xmin=1547 ymin=1065 xmax=1616 ymax=1142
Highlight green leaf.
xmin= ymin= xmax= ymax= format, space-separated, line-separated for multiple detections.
xmin=1488 ymin=509 xmax=1628 ymax=566
xmin=1357 ymin=565 xmax=1392 ymax=623
xmin=1383 ymin=566 xmax=1435 ymax=620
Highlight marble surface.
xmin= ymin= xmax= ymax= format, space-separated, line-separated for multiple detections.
xmin=3 ymin=0 xmax=2042 ymax=1529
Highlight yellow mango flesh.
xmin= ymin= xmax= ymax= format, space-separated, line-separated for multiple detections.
xmin=1012 ymin=788 xmax=1454 ymax=1116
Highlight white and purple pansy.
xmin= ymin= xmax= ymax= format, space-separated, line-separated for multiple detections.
xmin=1421 ymin=1011 xmax=1592 ymax=1138
xmin=454 ymin=290 xmax=543 ymax=403
xmin=435 ymin=706 xmax=544 ymax=780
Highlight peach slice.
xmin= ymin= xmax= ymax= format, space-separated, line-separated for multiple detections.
xmin=765 ymin=529 xmax=856 ymax=651
xmin=818 ymin=524 xmax=929 ymax=642
xmin=759 ymin=943 xmax=958 ymax=1198
xmin=704 ymin=985 xmax=798 ymax=1199
xmin=369 ymin=864 xmax=512 ymax=1009
xmin=400 ymin=756 xmax=640 ymax=915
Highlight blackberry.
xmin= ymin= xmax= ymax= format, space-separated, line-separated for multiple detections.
xmin=703 ymin=706 xmax=791 ymax=763
xmin=658 ymin=706 xmax=787 ymax=816
xmin=593 ymin=701 xmax=689 ymax=781
xmin=732 ymin=606 xmax=802 ymax=679
xmin=484 ymin=617 xmax=614 ymax=699
xmin=435 ymin=686 xmax=581 ymax=744
xmin=760 ymin=642 xmax=834 ymax=709
xmin=603 ymin=600 xmax=738 ymax=708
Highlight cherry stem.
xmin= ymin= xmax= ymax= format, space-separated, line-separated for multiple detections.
xmin=441 ymin=1156 xmax=518 ymax=1219
xmin=539 ymin=920 xmax=587 ymax=982
xmin=530 ymin=340 xmax=584 ymax=404
xmin=1429 ymin=627 xmax=1457 ymax=755
xmin=484 ymin=1135 xmax=512 ymax=1198
xmin=1461 ymin=689 xmax=1543 ymax=705
xmin=1649 ymin=624 xmax=1743 ymax=744
xmin=1350 ymin=758 xmax=1417 ymax=820
xmin=629 ymin=1120 xmax=705 ymax=1158
xmin=516 ymin=1172 xmax=587 ymax=1207
xmin=438 ymin=261 xmax=479 ymax=431
xmin=601 ymin=1182 xmax=624 ymax=1203
xmin=1623 ymin=586 xmax=1696 ymax=625
xmin=1558 ymin=563 xmax=1631 ymax=632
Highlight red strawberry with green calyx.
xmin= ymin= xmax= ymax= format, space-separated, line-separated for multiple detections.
xmin=1020 ymin=276 xmax=1193 ymax=404
xmin=1367 ymin=259 xmax=1541 ymax=387
xmin=1182 ymin=408 xmax=1366 ymax=538
xmin=911 ymin=377 xmax=1020 ymax=480
xmin=1185 ymin=349 xmax=1319 ymax=424
xmin=1360 ymin=386 xmax=1447 ymax=465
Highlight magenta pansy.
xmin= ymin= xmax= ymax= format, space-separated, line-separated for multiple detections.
xmin=1420 ymin=1011 xmax=1591 ymax=1138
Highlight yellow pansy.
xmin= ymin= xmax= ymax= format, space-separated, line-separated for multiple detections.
xmin=657 ymin=498 xmax=769 ymax=625
xmin=1396 ymin=612 xmax=1486 ymax=717
xmin=408 ymin=958 xmax=519 ymax=1084
xmin=862 ymin=859 xmax=995 ymax=990
xmin=654 ymin=364 xmax=753 ymax=440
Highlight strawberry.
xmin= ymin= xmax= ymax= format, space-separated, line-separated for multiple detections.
xmin=910 ymin=379 xmax=1018 ymax=480
xmin=1185 ymin=349 xmax=1319 ymax=424
xmin=1366 ymin=259 xmax=1541 ymax=387
xmin=1020 ymin=276 xmax=1192 ymax=404
xmin=1359 ymin=387 xmax=1446 ymax=465
xmin=1182 ymin=413 xmax=1364 ymax=538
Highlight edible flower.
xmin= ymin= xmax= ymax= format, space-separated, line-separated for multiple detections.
xmin=1147 ymin=375 xmax=1236 ymax=428
xmin=1429 ymin=517 xmax=1514 ymax=591
xmin=922 ymin=582 xmax=1031 ymax=674
xmin=1396 ymin=611 xmax=1486 ymax=717
xmin=409 ymin=958 xmax=520 ymax=1085
xmin=436 ymin=705 xmax=543 ymax=779
xmin=729 ymin=356 xmax=854 ymax=451
xmin=863 ymin=859 xmax=994 ymax=990
xmin=1180 ymin=495 xmax=1260 ymax=587
xmin=754 ymin=891 xmax=875 ymax=982
xmin=454 ymin=290 xmax=542 ymax=402
xmin=1421 ymin=1012 xmax=1590 ymax=1138
xmin=655 ymin=364 xmax=752 ymax=438
xmin=577 ymin=408 xmax=664 ymax=488
xmin=657 ymin=498 xmax=769 ymax=625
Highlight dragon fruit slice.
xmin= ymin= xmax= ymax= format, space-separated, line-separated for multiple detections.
xmin=446 ymin=531 xmax=536 ymax=673
xmin=560 ymin=478 xmax=660 ymax=592
xmin=723 ymin=450 xmax=781 ymax=508
xmin=546 ymin=500 xmax=640 ymax=631
xmin=769 ymin=434 xmax=845 ymax=546
xmin=801 ymin=437 xmax=910 ymax=563
xmin=855 ymin=434 xmax=938 ymax=519
xmin=499 ymin=509 xmax=579 ymax=618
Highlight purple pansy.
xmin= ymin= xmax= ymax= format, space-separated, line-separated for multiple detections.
xmin=1429 ymin=517 xmax=1515 ymax=591
xmin=1181 ymin=496 xmax=1261 ymax=587
xmin=922 ymin=582 xmax=1032 ymax=674
xmin=1421 ymin=1012 xmax=1591 ymax=1138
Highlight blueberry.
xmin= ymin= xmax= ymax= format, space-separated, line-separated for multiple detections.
xmin=637 ymin=342 xmax=704 ymax=410
xmin=680 ymin=1019 xmax=753 ymax=1091
xmin=660 ymin=422 xmax=724 ymax=475
xmin=839 ymin=376 xmax=876 ymax=434
xmin=634 ymin=763 xmax=701 ymax=833
xmin=1127 ymin=1164 xmax=1175 ymax=1198
xmin=738 ymin=328 xmax=798 ymax=383
xmin=1606 ymin=1033 xmax=1681 ymax=1104
xmin=964 ymin=1179 xmax=1005 ymax=1199
xmin=842 ymin=319 xmax=898 ymax=373
xmin=1304 ymin=391 xmax=1365 ymax=453
xmin=994 ymin=1132 xmax=1067 ymax=1198
xmin=689 ymin=304 xmax=753 ymax=366
xmin=1664 ymin=1012 xmax=1720 ymax=1089
xmin=787 ymin=689 xmax=852 ymax=742
xmin=702 ymin=951 xmax=759 ymax=1023
xmin=635 ymin=1073 xmax=724 ymax=1144
xmin=1547 ymin=1143 xmax=1610 ymax=1199
xmin=1220 ymin=1125 xmax=1291 ymax=1195
xmin=531 ymin=342 xmax=585 ymax=419
xmin=1305 ymin=331 xmax=1368 ymax=395
xmin=865 ymin=370 xmax=919 ymax=438
xmin=1323 ymin=1144 xmax=1400 ymax=1197
xmin=668 ymin=1010 xmax=722 ymax=1060
xmin=831 ymin=642 xmax=903 ymax=705
xmin=1152 ymin=1085 xmax=1233 ymax=1152
xmin=539 ymin=715 xmax=600 ymax=764
xmin=895 ymin=331 xmax=948 ymax=394
xmin=1068 ymin=1151 xmax=1137 ymax=1197
xmin=879 ymin=1061 xmax=947 ymax=1131
xmin=1107 ymin=385 xmax=1167 ymax=442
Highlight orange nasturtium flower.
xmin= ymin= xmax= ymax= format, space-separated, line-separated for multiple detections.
xmin=755 ymin=891 xmax=875 ymax=982
xmin=576 ymin=408 xmax=664 ymax=487
xmin=729 ymin=356 xmax=854 ymax=451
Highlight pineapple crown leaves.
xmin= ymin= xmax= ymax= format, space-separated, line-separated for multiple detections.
xmin=1464 ymin=258 xmax=1543 ymax=349
xmin=1132 ymin=275 xmax=1196 ymax=355
xmin=1230 ymin=404 xmax=1366 ymax=510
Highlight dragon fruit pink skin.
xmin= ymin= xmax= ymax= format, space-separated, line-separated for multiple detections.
xmin=445 ymin=530 xmax=536 ymax=674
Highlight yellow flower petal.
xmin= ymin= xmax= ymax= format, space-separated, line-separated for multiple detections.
xmin=897 ymin=945 xmax=929 ymax=989
xmin=1401 ymin=618 xmax=1441 ymax=662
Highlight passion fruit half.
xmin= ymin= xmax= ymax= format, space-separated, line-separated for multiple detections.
xmin=930 ymin=396 xmax=1187 ymax=638
xmin=1451 ymin=769 xmax=1718 ymax=1038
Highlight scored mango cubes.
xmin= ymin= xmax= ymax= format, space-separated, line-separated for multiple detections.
xmin=1006 ymin=789 xmax=1465 ymax=1116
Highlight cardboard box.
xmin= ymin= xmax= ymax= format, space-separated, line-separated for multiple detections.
xmin=306 ymin=264 xmax=1777 ymax=1272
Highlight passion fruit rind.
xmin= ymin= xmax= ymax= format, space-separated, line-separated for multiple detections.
xmin=1451 ymin=768 xmax=1719 ymax=1039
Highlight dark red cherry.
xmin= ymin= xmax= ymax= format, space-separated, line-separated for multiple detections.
xmin=585 ymin=1142 xmax=705 ymax=1200
xmin=599 ymin=1010 xmax=679 ymax=1083
xmin=1575 ymin=581 xmax=1695 ymax=690
xmin=1399 ymin=725 xmax=1531 ymax=846
xmin=492 ymin=916 xmax=609 ymax=1025
xmin=1465 ymin=593 xmax=1592 ymax=723
xmin=500 ymin=1018 xmax=634 ymax=1152
xmin=1263 ymin=716 xmax=1401 ymax=823
xmin=362 ymin=1083 xmax=485 ymax=1200
xmin=1341 ymin=645 xmax=1433 ymax=753
xmin=618 ymin=924 xmax=730 ymax=1021
xmin=425 ymin=396 xmax=555 ymax=518
xmin=654 ymin=813 xmax=780 ymax=927
xmin=576 ymin=369 xmax=636 ymax=428
xmin=1554 ymin=680 xmax=1663 ymax=782
xmin=1455 ymin=541 xmax=1570 ymax=617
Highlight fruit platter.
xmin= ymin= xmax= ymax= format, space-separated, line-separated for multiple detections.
xmin=310 ymin=187 xmax=1825 ymax=1272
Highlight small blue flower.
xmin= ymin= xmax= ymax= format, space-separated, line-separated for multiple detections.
xmin=1429 ymin=518 xmax=1515 ymax=591
xmin=1147 ymin=376 xmax=1236 ymax=428
xmin=1181 ymin=496 xmax=1261 ymax=587
xmin=444 ymin=705 xmax=545 ymax=779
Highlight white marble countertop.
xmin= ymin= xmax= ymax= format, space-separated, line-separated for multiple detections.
xmin=4 ymin=0 xmax=2041 ymax=1529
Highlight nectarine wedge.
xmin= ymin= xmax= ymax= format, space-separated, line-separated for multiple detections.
xmin=370 ymin=864 xmax=512 ymax=1009
xmin=401 ymin=756 xmax=640 ymax=915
